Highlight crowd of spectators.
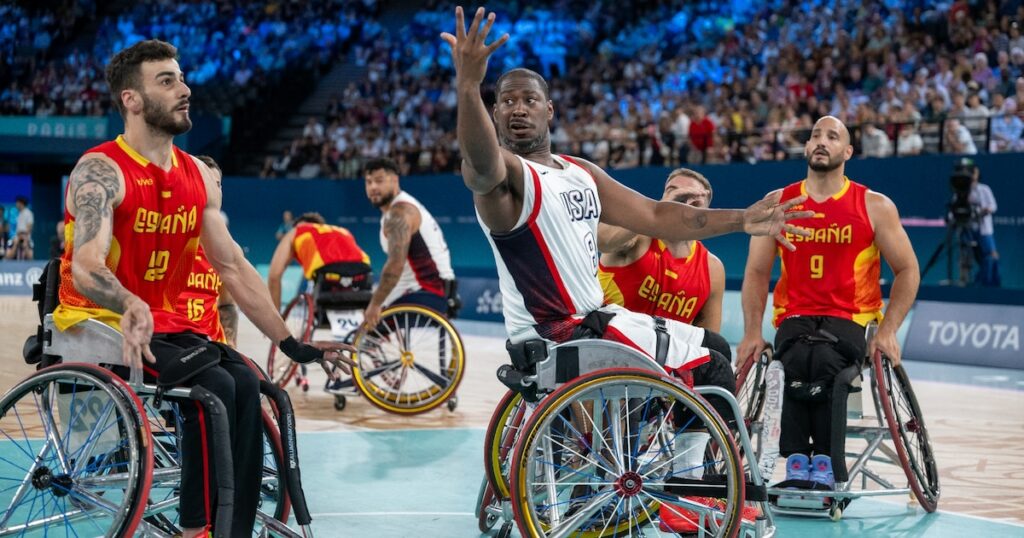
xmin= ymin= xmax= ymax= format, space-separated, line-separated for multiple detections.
xmin=0 ymin=0 xmax=378 ymax=117
xmin=267 ymin=0 xmax=1024 ymax=180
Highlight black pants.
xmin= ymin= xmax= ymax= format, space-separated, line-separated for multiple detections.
xmin=147 ymin=332 xmax=262 ymax=536
xmin=674 ymin=330 xmax=737 ymax=428
xmin=775 ymin=316 xmax=865 ymax=457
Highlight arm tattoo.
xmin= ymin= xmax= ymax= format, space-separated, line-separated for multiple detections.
xmin=383 ymin=207 xmax=412 ymax=259
xmin=690 ymin=212 xmax=708 ymax=230
xmin=86 ymin=268 xmax=132 ymax=312
xmin=219 ymin=304 xmax=239 ymax=344
xmin=70 ymin=159 xmax=119 ymax=246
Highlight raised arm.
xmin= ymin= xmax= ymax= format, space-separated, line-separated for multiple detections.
xmin=364 ymin=203 xmax=420 ymax=328
xmin=194 ymin=157 xmax=355 ymax=374
xmin=66 ymin=155 xmax=155 ymax=369
xmin=267 ymin=227 xmax=297 ymax=310
xmin=867 ymin=192 xmax=920 ymax=365
xmin=441 ymin=6 xmax=524 ymax=232
xmin=596 ymin=222 xmax=646 ymax=266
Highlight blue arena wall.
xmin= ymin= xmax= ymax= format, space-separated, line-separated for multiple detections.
xmin=222 ymin=152 xmax=1024 ymax=290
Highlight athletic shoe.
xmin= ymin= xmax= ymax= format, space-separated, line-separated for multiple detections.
xmin=658 ymin=497 xmax=761 ymax=533
xmin=784 ymin=453 xmax=810 ymax=482
xmin=810 ymin=454 xmax=834 ymax=488
xmin=300 ymin=377 xmax=310 ymax=393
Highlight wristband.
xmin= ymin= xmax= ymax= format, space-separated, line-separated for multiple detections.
xmin=279 ymin=336 xmax=324 ymax=364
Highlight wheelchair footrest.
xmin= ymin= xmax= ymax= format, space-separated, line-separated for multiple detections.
xmin=664 ymin=475 xmax=730 ymax=498
xmin=769 ymin=479 xmax=835 ymax=509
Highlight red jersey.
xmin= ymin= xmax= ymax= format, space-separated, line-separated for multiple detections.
xmin=292 ymin=222 xmax=370 ymax=279
xmin=177 ymin=246 xmax=225 ymax=342
xmin=772 ymin=178 xmax=883 ymax=327
xmin=599 ymin=240 xmax=711 ymax=325
xmin=54 ymin=135 xmax=207 ymax=334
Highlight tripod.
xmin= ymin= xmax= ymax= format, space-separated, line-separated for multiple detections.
xmin=921 ymin=215 xmax=977 ymax=286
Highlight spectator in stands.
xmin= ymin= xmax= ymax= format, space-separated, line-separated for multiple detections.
xmin=860 ymin=123 xmax=892 ymax=158
xmin=5 ymin=195 xmax=33 ymax=260
xmin=897 ymin=122 xmax=925 ymax=156
xmin=688 ymin=105 xmax=714 ymax=162
xmin=990 ymin=98 xmax=1024 ymax=152
xmin=944 ymin=118 xmax=978 ymax=154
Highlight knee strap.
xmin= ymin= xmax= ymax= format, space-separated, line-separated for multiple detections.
xmin=157 ymin=343 xmax=221 ymax=388
xmin=654 ymin=316 xmax=669 ymax=366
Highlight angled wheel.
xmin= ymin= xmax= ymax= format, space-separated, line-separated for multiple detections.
xmin=351 ymin=305 xmax=465 ymax=415
xmin=509 ymin=368 xmax=744 ymax=538
xmin=0 ymin=364 xmax=153 ymax=537
xmin=267 ymin=294 xmax=315 ymax=388
xmin=484 ymin=390 xmax=528 ymax=500
xmin=872 ymin=352 xmax=940 ymax=512
xmin=477 ymin=479 xmax=500 ymax=532
xmin=734 ymin=345 xmax=771 ymax=425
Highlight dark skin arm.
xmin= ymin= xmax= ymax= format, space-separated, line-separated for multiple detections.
xmin=66 ymin=155 xmax=156 ymax=370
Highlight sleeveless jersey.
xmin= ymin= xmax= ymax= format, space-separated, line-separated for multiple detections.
xmin=479 ymin=155 xmax=604 ymax=343
xmin=379 ymin=191 xmax=454 ymax=305
xmin=773 ymin=178 xmax=883 ymax=327
xmin=55 ymin=135 xmax=207 ymax=334
xmin=293 ymin=222 xmax=370 ymax=279
xmin=177 ymin=246 xmax=225 ymax=342
xmin=599 ymin=240 xmax=710 ymax=324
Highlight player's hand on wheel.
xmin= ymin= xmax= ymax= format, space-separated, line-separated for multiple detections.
xmin=743 ymin=192 xmax=815 ymax=251
xmin=279 ymin=337 xmax=357 ymax=378
xmin=440 ymin=6 xmax=509 ymax=85
xmin=121 ymin=296 xmax=157 ymax=372
xmin=736 ymin=333 xmax=765 ymax=372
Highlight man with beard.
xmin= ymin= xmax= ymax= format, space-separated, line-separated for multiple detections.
xmin=362 ymin=157 xmax=455 ymax=328
xmin=738 ymin=115 xmax=919 ymax=488
xmin=54 ymin=40 xmax=354 ymax=537
xmin=443 ymin=7 xmax=810 ymax=427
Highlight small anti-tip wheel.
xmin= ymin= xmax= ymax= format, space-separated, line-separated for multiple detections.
xmin=334 ymin=395 xmax=347 ymax=411
xmin=496 ymin=521 xmax=513 ymax=538
xmin=829 ymin=504 xmax=843 ymax=522
xmin=447 ymin=396 xmax=458 ymax=412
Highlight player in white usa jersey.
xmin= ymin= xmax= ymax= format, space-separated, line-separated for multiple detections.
xmin=441 ymin=7 xmax=813 ymax=405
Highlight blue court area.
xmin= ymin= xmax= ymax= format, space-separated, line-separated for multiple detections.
xmin=295 ymin=428 xmax=1024 ymax=538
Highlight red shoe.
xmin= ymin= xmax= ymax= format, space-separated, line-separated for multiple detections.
xmin=658 ymin=497 xmax=760 ymax=533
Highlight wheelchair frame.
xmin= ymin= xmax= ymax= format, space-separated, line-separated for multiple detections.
xmin=479 ymin=338 xmax=777 ymax=538
xmin=0 ymin=313 xmax=315 ymax=537
xmin=741 ymin=324 xmax=940 ymax=521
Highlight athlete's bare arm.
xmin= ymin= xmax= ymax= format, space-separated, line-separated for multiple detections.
xmin=218 ymin=287 xmax=238 ymax=347
xmin=442 ymin=7 xmax=524 ymax=233
xmin=365 ymin=203 xmax=421 ymax=328
xmin=596 ymin=223 xmax=648 ymax=266
xmin=66 ymin=154 xmax=156 ymax=369
xmin=194 ymin=157 xmax=355 ymax=372
xmin=866 ymin=191 xmax=920 ymax=365
xmin=695 ymin=253 xmax=725 ymax=333
xmin=738 ymin=203 xmax=780 ymax=366
xmin=267 ymin=227 xmax=298 ymax=310
xmin=579 ymin=158 xmax=812 ymax=245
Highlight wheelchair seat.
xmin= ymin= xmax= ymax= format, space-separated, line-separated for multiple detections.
xmin=312 ymin=262 xmax=374 ymax=311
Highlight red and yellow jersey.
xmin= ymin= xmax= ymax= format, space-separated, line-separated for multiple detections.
xmin=177 ymin=246 xmax=225 ymax=343
xmin=772 ymin=178 xmax=883 ymax=327
xmin=54 ymin=135 xmax=207 ymax=334
xmin=599 ymin=240 xmax=711 ymax=325
xmin=292 ymin=222 xmax=370 ymax=279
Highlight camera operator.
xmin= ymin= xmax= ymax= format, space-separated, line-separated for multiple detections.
xmin=963 ymin=160 xmax=1000 ymax=286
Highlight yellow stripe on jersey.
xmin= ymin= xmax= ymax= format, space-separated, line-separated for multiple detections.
xmin=598 ymin=269 xmax=625 ymax=306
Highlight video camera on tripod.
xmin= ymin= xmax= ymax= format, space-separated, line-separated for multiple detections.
xmin=947 ymin=157 xmax=977 ymax=226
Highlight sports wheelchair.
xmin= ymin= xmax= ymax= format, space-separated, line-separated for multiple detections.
xmin=735 ymin=323 xmax=940 ymax=521
xmin=265 ymin=262 xmax=466 ymax=415
xmin=4 ymin=260 xmax=314 ymax=537
xmin=476 ymin=337 xmax=778 ymax=538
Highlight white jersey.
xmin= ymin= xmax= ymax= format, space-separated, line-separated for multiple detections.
xmin=380 ymin=191 xmax=455 ymax=305
xmin=479 ymin=155 xmax=605 ymax=343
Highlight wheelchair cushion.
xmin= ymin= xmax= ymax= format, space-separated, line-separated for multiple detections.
xmin=157 ymin=343 xmax=221 ymax=388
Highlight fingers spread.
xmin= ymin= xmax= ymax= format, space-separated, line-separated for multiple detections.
xmin=784 ymin=223 xmax=812 ymax=237
xmin=784 ymin=210 xmax=815 ymax=220
xmin=143 ymin=345 xmax=157 ymax=364
xmin=467 ymin=7 xmax=484 ymax=39
xmin=486 ymin=33 xmax=510 ymax=54
xmin=776 ymin=233 xmax=797 ymax=251
xmin=455 ymin=6 xmax=465 ymax=39
xmin=779 ymin=194 xmax=807 ymax=209
xmin=479 ymin=12 xmax=495 ymax=41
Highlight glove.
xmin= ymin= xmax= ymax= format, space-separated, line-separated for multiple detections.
xmin=279 ymin=336 xmax=324 ymax=364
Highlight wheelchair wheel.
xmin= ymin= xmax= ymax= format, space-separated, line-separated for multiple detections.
xmin=267 ymin=294 xmax=315 ymax=388
xmin=735 ymin=346 xmax=771 ymax=425
xmin=351 ymin=305 xmax=465 ymax=415
xmin=0 ymin=364 xmax=152 ymax=537
xmin=484 ymin=390 xmax=528 ymax=500
xmin=508 ymin=369 xmax=744 ymax=538
xmin=478 ymin=480 xmax=500 ymax=532
xmin=872 ymin=353 xmax=940 ymax=513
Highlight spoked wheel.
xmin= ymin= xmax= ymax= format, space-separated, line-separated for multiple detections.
xmin=0 ymin=364 xmax=152 ymax=537
xmin=477 ymin=479 xmax=500 ymax=532
xmin=872 ymin=352 xmax=940 ymax=512
xmin=267 ymin=294 xmax=315 ymax=388
xmin=351 ymin=305 xmax=465 ymax=415
xmin=734 ymin=346 xmax=771 ymax=425
xmin=509 ymin=369 xmax=744 ymax=538
xmin=484 ymin=390 xmax=528 ymax=500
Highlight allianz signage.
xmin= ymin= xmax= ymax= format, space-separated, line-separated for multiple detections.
xmin=0 ymin=117 xmax=108 ymax=139
xmin=905 ymin=301 xmax=1023 ymax=369
xmin=0 ymin=261 xmax=47 ymax=296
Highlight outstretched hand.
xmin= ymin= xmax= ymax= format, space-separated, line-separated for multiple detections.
xmin=311 ymin=341 xmax=358 ymax=379
xmin=440 ymin=6 xmax=509 ymax=85
xmin=743 ymin=192 xmax=815 ymax=251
